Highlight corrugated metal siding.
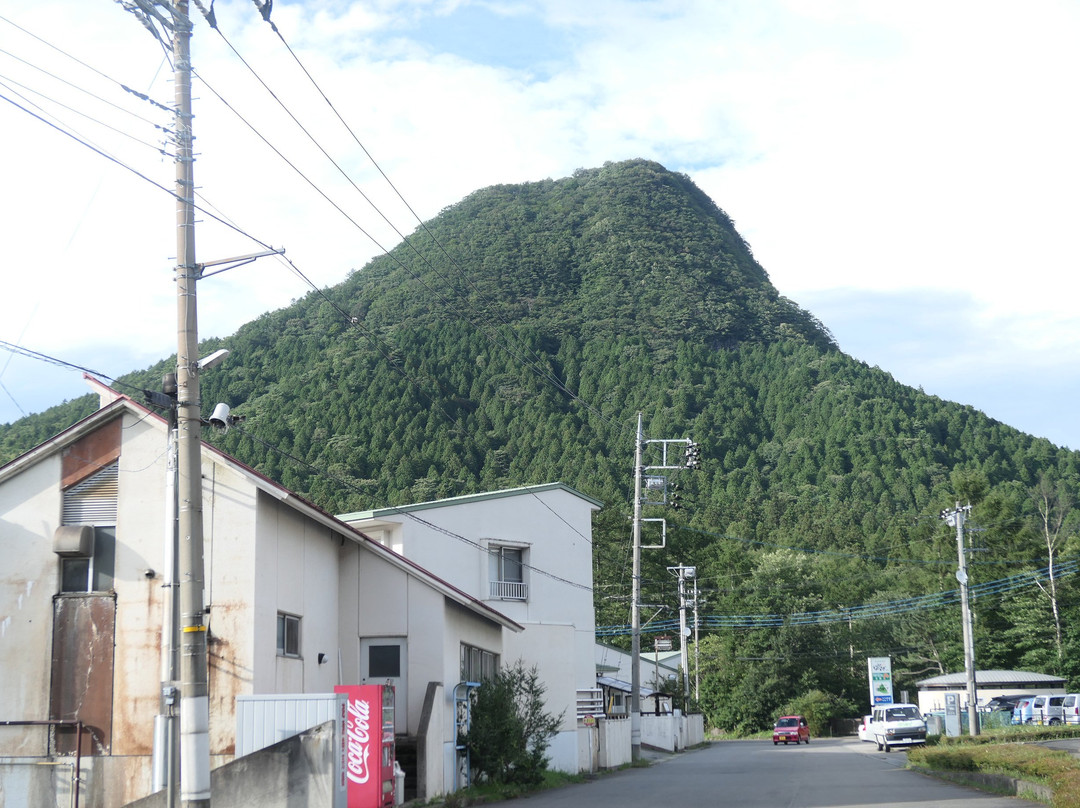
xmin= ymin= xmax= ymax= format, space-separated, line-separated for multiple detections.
xmin=235 ymin=693 xmax=345 ymax=757
xmin=918 ymin=670 xmax=1067 ymax=688
xmin=62 ymin=462 xmax=118 ymax=525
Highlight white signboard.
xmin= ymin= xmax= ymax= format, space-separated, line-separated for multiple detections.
xmin=868 ymin=657 xmax=893 ymax=706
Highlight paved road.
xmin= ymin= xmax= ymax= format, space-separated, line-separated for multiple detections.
xmin=484 ymin=738 xmax=1042 ymax=807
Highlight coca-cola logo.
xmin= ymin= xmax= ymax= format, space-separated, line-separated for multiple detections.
xmin=345 ymin=697 xmax=372 ymax=785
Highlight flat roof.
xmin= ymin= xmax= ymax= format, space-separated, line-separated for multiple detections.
xmin=918 ymin=670 xmax=1066 ymax=689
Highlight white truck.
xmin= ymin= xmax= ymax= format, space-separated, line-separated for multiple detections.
xmin=870 ymin=703 xmax=927 ymax=753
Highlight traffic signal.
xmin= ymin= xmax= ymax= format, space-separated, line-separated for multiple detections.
xmin=684 ymin=440 xmax=701 ymax=470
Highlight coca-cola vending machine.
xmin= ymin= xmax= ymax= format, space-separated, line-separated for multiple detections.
xmin=335 ymin=684 xmax=396 ymax=807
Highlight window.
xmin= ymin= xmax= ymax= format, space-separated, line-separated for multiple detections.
xmin=277 ymin=613 xmax=300 ymax=657
xmin=460 ymin=643 xmax=498 ymax=682
xmin=58 ymin=462 xmax=118 ymax=594
xmin=59 ymin=527 xmax=116 ymax=592
xmin=488 ymin=545 xmax=527 ymax=600
xmin=368 ymin=644 xmax=401 ymax=678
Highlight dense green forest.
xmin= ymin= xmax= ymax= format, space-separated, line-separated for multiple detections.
xmin=2 ymin=159 xmax=1077 ymax=731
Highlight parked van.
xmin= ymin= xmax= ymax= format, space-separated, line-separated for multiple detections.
xmin=870 ymin=703 xmax=927 ymax=753
xmin=1063 ymin=694 xmax=1080 ymax=725
xmin=1031 ymin=694 xmax=1065 ymax=725
xmin=1012 ymin=697 xmax=1035 ymax=724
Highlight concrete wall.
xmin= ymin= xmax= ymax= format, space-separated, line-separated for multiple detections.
xmin=416 ymin=682 xmax=444 ymax=801
xmin=640 ymin=711 xmax=704 ymax=752
xmin=597 ymin=718 xmax=632 ymax=769
xmin=126 ymin=721 xmax=339 ymax=808
xmin=0 ymin=453 xmax=63 ymax=749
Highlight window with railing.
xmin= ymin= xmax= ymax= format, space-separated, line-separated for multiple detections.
xmin=488 ymin=545 xmax=528 ymax=600
xmin=577 ymin=688 xmax=605 ymax=720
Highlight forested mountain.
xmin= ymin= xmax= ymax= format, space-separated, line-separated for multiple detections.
xmin=3 ymin=159 xmax=1078 ymax=731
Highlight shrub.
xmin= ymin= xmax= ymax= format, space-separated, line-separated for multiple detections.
xmin=463 ymin=660 xmax=563 ymax=786
xmin=778 ymin=689 xmax=855 ymax=737
xmin=909 ymin=741 xmax=1080 ymax=807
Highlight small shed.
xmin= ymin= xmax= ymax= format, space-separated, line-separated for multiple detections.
xmin=916 ymin=670 xmax=1066 ymax=714
xmin=596 ymin=677 xmax=673 ymax=716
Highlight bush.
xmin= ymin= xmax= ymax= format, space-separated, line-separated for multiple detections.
xmin=909 ymin=742 xmax=1080 ymax=808
xmin=778 ymin=689 xmax=856 ymax=737
xmin=462 ymin=660 xmax=563 ymax=786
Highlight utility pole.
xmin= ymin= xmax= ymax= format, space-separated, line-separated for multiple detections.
xmin=692 ymin=576 xmax=700 ymax=702
xmin=942 ymin=503 xmax=978 ymax=736
xmin=172 ymin=2 xmax=212 ymax=803
xmin=630 ymin=414 xmax=644 ymax=762
xmin=124 ymin=7 xmax=279 ymax=800
xmin=630 ymin=414 xmax=700 ymax=760
xmin=667 ymin=565 xmax=695 ymax=701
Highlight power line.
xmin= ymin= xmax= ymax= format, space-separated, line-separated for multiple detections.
xmin=240 ymin=3 xmax=620 ymax=433
xmin=595 ymin=559 xmax=1079 ymax=635
xmin=0 ymin=12 xmax=173 ymax=112
xmin=0 ymin=335 xmax=596 ymax=598
xmin=674 ymin=522 xmax=1058 ymax=567
xmin=2 ymin=77 xmax=597 ymax=548
xmin=0 ymin=72 xmax=169 ymax=157
xmin=228 ymin=422 xmax=594 ymax=591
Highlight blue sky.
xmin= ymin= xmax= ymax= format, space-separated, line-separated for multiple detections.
xmin=2 ymin=0 xmax=1079 ymax=451
xmin=406 ymin=3 xmax=574 ymax=73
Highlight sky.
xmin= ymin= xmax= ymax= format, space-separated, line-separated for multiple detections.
xmin=1 ymin=0 xmax=1078 ymax=451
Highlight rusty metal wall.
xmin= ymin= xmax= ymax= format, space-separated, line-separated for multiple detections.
xmin=61 ymin=418 xmax=121 ymax=489
xmin=50 ymin=594 xmax=115 ymax=755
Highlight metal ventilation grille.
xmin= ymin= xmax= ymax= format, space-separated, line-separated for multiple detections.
xmin=63 ymin=462 xmax=119 ymax=525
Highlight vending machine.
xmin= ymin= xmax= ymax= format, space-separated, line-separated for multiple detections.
xmin=335 ymin=684 xmax=396 ymax=807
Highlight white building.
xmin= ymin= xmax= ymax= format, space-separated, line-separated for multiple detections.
xmin=595 ymin=641 xmax=678 ymax=716
xmin=0 ymin=379 xmax=520 ymax=808
xmin=339 ymin=482 xmax=602 ymax=773
xmin=916 ymin=669 xmax=1067 ymax=714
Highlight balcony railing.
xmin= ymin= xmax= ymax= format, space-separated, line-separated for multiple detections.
xmin=489 ymin=580 xmax=528 ymax=600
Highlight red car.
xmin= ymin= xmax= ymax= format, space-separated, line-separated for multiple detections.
xmin=773 ymin=715 xmax=810 ymax=745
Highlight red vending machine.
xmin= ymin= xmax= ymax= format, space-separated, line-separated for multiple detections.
xmin=335 ymin=684 xmax=396 ymax=807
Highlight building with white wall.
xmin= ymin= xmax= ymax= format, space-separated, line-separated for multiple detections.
xmin=0 ymin=379 xmax=519 ymax=808
xmin=339 ymin=483 xmax=602 ymax=774
xmin=916 ymin=670 xmax=1067 ymax=715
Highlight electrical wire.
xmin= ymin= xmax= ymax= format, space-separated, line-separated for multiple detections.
xmin=673 ymin=521 xmax=1058 ymax=568
xmin=229 ymin=422 xmax=594 ymax=592
xmin=238 ymin=3 xmax=623 ymax=435
xmin=0 ymin=72 xmax=169 ymax=157
xmin=595 ymin=559 xmax=1079 ymax=635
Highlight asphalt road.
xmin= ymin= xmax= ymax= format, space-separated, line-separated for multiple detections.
xmin=483 ymin=737 xmax=1043 ymax=808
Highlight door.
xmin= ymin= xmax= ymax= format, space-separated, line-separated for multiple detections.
xmin=360 ymin=637 xmax=406 ymax=734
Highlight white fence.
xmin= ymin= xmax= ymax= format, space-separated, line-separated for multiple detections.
xmin=577 ymin=711 xmax=704 ymax=774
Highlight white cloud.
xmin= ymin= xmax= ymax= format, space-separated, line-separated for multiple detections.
xmin=2 ymin=0 xmax=1079 ymax=450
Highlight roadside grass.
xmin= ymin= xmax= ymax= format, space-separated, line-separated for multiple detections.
xmin=422 ymin=765 xmax=629 ymax=807
xmin=909 ymin=727 xmax=1080 ymax=808
xmin=928 ymin=724 xmax=1080 ymax=746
